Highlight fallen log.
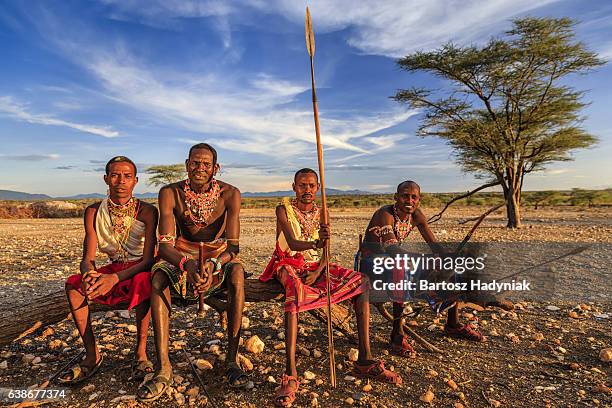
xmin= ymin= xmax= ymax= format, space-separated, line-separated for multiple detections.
xmin=0 ymin=278 xmax=354 ymax=347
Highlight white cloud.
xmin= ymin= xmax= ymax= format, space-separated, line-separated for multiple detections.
xmin=77 ymin=50 xmax=409 ymax=156
xmin=0 ymin=96 xmax=119 ymax=138
xmin=97 ymin=0 xmax=561 ymax=57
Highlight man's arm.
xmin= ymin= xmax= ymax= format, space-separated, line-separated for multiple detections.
xmin=80 ymin=204 xmax=99 ymax=275
xmin=413 ymin=208 xmax=444 ymax=253
xmin=218 ymin=186 xmax=241 ymax=265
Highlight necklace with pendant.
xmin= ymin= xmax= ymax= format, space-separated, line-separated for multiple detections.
xmin=108 ymin=197 xmax=138 ymax=261
xmin=291 ymin=199 xmax=320 ymax=240
xmin=184 ymin=178 xmax=221 ymax=227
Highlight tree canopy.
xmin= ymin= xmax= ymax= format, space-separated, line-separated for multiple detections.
xmin=394 ymin=17 xmax=604 ymax=227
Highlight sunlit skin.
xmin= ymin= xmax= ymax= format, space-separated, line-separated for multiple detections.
xmin=63 ymin=161 xmax=158 ymax=378
xmin=274 ymin=172 xmax=378 ymax=404
xmin=364 ymin=181 xmax=473 ymax=350
xmin=145 ymin=146 xmax=246 ymax=397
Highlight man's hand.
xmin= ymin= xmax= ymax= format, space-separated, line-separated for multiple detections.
xmin=317 ymin=224 xmax=331 ymax=248
xmin=80 ymin=270 xmax=96 ymax=293
xmin=86 ymin=272 xmax=119 ymax=300
xmin=185 ymin=259 xmax=212 ymax=293
xmin=302 ymin=269 xmax=322 ymax=286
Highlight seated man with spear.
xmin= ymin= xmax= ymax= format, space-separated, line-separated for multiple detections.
xmin=60 ymin=156 xmax=158 ymax=384
xmin=260 ymin=169 xmax=402 ymax=407
xmin=137 ymin=143 xmax=248 ymax=402
xmin=360 ymin=180 xmax=514 ymax=352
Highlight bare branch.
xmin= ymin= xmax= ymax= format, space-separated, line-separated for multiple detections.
xmin=428 ymin=180 xmax=501 ymax=224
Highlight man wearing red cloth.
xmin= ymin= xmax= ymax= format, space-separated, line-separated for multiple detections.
xmin=61 ymin=156 xmax=158 ymax=384
xmin=260 ymin=168 xmax=401 ymax=407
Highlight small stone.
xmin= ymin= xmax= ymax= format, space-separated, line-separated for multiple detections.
xmin=209 ymin=344 xmax=221 ymax=354
xmin=178 ymin=330 xmax=186 ymax=337
xmin=118 ymin=310 xmax=131 ymax=319
xmin=545 ymin=305 xmax=560 ymax=311
xmin=267 ymin=376 xmax=276 ymax=383
xmin=31 ymin=356 xmax=41 ymax=365
xmin=315 ymin=379 xmax=324 ymax=386
xmin=426 ymin=369 xmax=438 ymax=378
xmin=88 ymin=392 xmax=98 ymax=401
xmin=262 ymin=311 xmax=269 ymax=319
xmin=242 ymin=316 xmax=250 ymax=330
xmin=344 ymin=397 xmax=354 ymax=405
xmin=186 ymin=386 xmax=200 ymax=397
xmin=245 ymin=335 xmax=265 ymax=354
xmin=362 ymin=383 xmax=372 ymax=392
xmin=81 ymin=384 xmax=95 ymax=393
xmin=49 ymin=339 xmax=62 ymax=350
xmin=447 ymin=379 xmax=458 ymax=390
xmin=245 ymin=381 xmax=255 ymax=390
xmin=0 ymin=361 xmax=7 ymax=369
xmin=533 ymin=332 xmax=545 ymax=341
xmin=195 ymin=359 xmax=213 ymax=370
xmin=42 ymin=327 xmax=55 ymax=337
xmin=347 ymin=348 xmax=359 ymax=362
xmin=304 ymin=371 xmax=316 ymax=380
xmin=557 ymin=346 xmax=567 ymax=354
xmin=175 ymin=392 xmax=185 ymax=405
xmin=238 ymin=354 xmax=254 ymax=371
xmin=568 ymin=311 xmax=580 ymax=319
xmin=313 ymin=349 xmax=322 ymax=358
xmin=274 ymin=342 xmax=285 ymax=350
xmin=344 ymin=375 xmax=356 ymax=382
xmin=353 ymin=392 xmax=363 ymax=401
xmin=104 ymin=311 xmax=115 ymax=318
xmin=126 ymin=325 xmax=137 ymax=333
xmin=22 ymin=354 xmax=36 ymax=364
xmin=300 ymin=347 xmax=311 ymax=357
xmin=599 ymin=348 xmax=612 ymax=362
xmin=455 ymin=404 xmax=465 ymax=408
xmin=420 ymin=389 xmax=435 ymax=403
xmin=489 ymin=329 xmax=499 ymax=337
xmin=490 ymin=399 xmax=501 ymax=407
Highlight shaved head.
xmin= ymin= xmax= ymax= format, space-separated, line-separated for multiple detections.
xmin=397 ymin=180 xmax=420 ymax=193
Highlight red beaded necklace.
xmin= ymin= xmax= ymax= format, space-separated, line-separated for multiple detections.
xmin=291 ymin=199 xmax=320 ymax=240
xmin=183 ymin=178 xmax=221 ymax=227
xmin=393 ymin=204 xmax=413 ymax=242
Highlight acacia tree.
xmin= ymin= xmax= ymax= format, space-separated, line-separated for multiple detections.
xmin=146 ymin=164 xmax=186 ymax=187
xmin=394 ymin=17 xmax=603 ymax=228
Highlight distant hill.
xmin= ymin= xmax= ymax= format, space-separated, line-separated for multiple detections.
xmin=1 ymin=188 xmax=371 ymax=201
xmin=0 ymin=190 xmax=158 ymax=201
xmin=242 ymin=188 xmax=372 ymax=197
xmin=0 ymin=190 xmax=52 ymax=200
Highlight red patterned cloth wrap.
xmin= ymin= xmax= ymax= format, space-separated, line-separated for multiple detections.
xmin=66 ymin=260 xmax=151 ymax=310
xmin=260 ymin=243 xmax=367 ymax=314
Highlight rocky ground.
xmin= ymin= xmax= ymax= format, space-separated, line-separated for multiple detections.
xmin=0 ymin=206 xmax=610 ymax=407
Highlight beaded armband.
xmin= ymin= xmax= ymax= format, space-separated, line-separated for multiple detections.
xmin=158 ymin=234 xmax=176 ymax=245
xmin=368 ymin=225 xmax=394 ymax=238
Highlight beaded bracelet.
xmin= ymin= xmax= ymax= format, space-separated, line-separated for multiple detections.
xmin=207 ymin=257 xmax=222 ymax=272
xmin=179 ymin=255 xmax=193 ymax=273
xmin=158 ymin=234 xmax=176 ymax=245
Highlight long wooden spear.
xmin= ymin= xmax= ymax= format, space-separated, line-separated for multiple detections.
xmin=305 ymin=6 xmax=336 ymax=388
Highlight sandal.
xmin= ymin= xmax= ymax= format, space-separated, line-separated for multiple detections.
xmin=224 ymin=365 xmax=250 ymax=388
xmin=131 ymin=359 xmax=154 ymax=381
xmin=137 ymin=373 xmax=173 ymax=402
xmin=353 ymin=360 xmax=402 ymax=385
xmin=58 ymin=355 xmax=104 ymax=385
xmin=389 ymin=336 xmax=417 ymax=358
xmin=444 ymin=323 xmax=485 ymax=342
xmin=274 ymin=374 xmax=299 ymax=407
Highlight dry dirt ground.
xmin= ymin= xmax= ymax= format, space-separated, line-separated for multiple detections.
xmin=0 ymin=206 xmax=610 ymax=408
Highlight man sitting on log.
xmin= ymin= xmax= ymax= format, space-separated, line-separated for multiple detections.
xmin=260 ymin=168 xmax=401 ymax=408
xmin=137 ymin=143 xmax=247 ymax=401
xmin=61 ymin=156 xmax=159 ymax=384
xmin=360 ymin=180 xmax=513 ymax=350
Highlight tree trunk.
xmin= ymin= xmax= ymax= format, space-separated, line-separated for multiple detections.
xmin=0 ymin=278 xmax=353 ymax=347
xmin=504 ymin=170 xmax=523 ymax=228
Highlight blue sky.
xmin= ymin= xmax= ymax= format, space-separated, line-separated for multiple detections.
xmin=0 ymin=0 xmax=610 ymax=196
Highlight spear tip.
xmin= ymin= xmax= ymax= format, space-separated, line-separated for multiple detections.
xmin=305 ymin=6 xmax=315 ymax=57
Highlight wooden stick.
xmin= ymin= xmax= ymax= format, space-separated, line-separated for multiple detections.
xmin=305 ymin=6 xmax=336 ymax=388
xmin=198 ymin=242 xmax=205 ymax=316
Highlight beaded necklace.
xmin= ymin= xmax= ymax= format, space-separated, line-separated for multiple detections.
xmin=108 ymin=197 xmax=139 ymax=261
xmin=393 ymin=204 xmax=413 ymax=243
xmin=291 ymin=199 xmax=320 ymax=240
xmin=183 ymin=178 xmax=221 ymax=227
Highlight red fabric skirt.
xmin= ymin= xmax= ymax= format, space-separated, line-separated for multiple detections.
xmin=260 ymin=244 xmax=366 ymax=313
xmin=66 ymin=260 xmax=151 ymax=310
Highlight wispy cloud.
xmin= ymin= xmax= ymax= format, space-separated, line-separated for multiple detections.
xmin=0 ymin=153 xmax=60 ymax=161
xmin=0 ymin=96 xmax=119 ymax=138
xmin=97 ymin=0 xmax=560 ymax=57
